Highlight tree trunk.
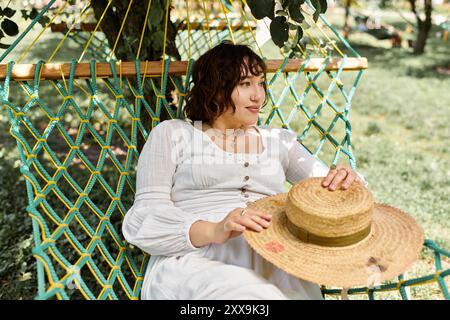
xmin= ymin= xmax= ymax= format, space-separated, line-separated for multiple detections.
xmin=409 ymin=0 xmax=433 ymax=54
xmin=344 ymin=0 xmax=351 ymax=39
xmin=414 ymin=25 xmax=430 ymax=54
xmin=91 ymin=0 xmax=181 ymax=152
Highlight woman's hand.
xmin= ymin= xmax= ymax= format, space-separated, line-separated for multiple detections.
xmin=322 ymin=164 xmax=363 ymax=191
xmin=212 ymin=207 xmax=272 ymax=244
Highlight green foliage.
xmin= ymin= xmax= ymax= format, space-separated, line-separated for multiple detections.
xmin=0 ymin=5 xmax=50 ymax=50
xmin=246 ymin=0 xmax=327 ymax=50
xmin=95 ymin=0 xmax=177 ymax=60
xmin=288 ymin=1 xmax=305 ymax=23
xmin=1 ymin=18 xmax=19 ymax=37
xmin=270 ymin=16 xmax=289 ymax=47
xmin=19 ymin=7 xmax=51 ymax=27
xmin=0 ymin=5 xmax=18 ymax=49
xmin=148 ymin=0 xmax=164 ymax=25
xmin=247 ymin=0 xmax=275 ymax=19
xmin=144 ymin=0 xmax=174 ymax=57
xmin=0 ymin=7 xmax=16 ymax=18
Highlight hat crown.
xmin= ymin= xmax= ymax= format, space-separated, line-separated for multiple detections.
xmin=286 ymin=177 xmax=374 ymax=245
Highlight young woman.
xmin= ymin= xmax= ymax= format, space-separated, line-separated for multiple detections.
xmin=122 ymin=42 xmax=368 ymax=299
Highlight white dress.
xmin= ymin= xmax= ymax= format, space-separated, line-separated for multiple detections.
xmin=122 ymin=119 xmax=368 ymax=300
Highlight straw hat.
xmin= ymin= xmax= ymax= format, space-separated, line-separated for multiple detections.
xmin=243 ymin=177 xmax=424 ymax=288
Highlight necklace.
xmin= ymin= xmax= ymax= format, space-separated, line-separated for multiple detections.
xmin=206 ymin=124 xmax=249 ymax=148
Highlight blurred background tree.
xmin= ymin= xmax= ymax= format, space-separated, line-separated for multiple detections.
xmin=408 ymin=0 xmax=433 ymax=54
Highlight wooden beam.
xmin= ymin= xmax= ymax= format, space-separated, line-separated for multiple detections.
xmin=0 ymin=58 xmax=368 ymax=81
xmin=50 ymin=22 xmax=103 ymax=32
xmin=178 ymin=20 xmax=257 ymax=30
xmin=266 ymin=57 xmax=369 ymax=72
xmin=50 ymin=20 xmax=257 ymax=33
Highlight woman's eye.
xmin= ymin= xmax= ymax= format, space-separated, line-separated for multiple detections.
xmin=240 ymin=82 xmax=250 ymax=86
xmin=259 ymin=81 xmax=265 ymax=86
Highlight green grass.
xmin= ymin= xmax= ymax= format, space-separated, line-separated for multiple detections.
xmin=0 ymin=6 xmax=449 ymax=300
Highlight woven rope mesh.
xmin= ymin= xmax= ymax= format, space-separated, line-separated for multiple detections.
xmin=0 ymin=0 xmax=448 ymax=300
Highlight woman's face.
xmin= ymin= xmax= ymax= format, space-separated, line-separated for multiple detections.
xmin=218 ymin=72 xmax=266 ymax=128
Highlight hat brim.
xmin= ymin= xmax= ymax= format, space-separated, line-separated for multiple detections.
xmin=243 ymin=193 xmax=424 ymax=288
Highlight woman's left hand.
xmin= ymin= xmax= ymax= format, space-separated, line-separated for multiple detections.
xmin=321 ymin=164 xmax=363 ymax=191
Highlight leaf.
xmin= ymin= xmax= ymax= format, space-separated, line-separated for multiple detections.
xmin=38 ymin=16 xmax=50 ymax=28
xmin=292 ymin=26 xmax=304 ymax=51
xmin=310 ymin=0 xmax=321 ymax=22
xmin=319 ymin=0 xmax=328 ymax=13
xmin=29 ymin=8 xmax=39 ymax=20
xmin=288 ymin=0 xmax=305 ymax=23
xmin=247 ymin=0 xmax=274 ymax=20
xmin=151 ymin=30 xmax=165 ymax=52
xmin=270 ymin=16 xmax=289 ymax=47
xmin=0 ymin=42 xmax=10 ymax=49
xmin=21 ymin=10 xmax=28 ymax=19
xmin=2 ymin=7 xmax=16 ymax=18
xmin=5 ymin=9 xmax=19 ymax=21
xmin=148 ymin=0 xmax=163 ymax=26
xmin=1 ymin=19 xmax=19 ymax=37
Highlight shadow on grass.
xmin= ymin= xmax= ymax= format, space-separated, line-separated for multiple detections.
xmin=349 ymin=40 xmax=450 ymax=80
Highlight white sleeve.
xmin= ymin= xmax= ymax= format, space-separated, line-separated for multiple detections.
xmin=121 ymin=120 xmax=204 ymax=257
xmin=281 ymin=129 xmax=369 ymax=187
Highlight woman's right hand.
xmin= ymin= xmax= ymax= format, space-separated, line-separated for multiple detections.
xmin=212 ymin=207 xmax=272 ymax=244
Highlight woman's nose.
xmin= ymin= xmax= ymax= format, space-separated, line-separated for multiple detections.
xmin=250 ymin=85 xmax=264 ymax=101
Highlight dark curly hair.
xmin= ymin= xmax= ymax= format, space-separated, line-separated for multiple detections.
xmin=183 ymin=42 xmax=267 ymax=125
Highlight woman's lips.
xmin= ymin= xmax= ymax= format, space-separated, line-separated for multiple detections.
xmin=246 ymin=107 xmax=260 ymax=114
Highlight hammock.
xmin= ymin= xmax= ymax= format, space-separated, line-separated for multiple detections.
xmin=0 ymin=0 xmax=448 ymax=300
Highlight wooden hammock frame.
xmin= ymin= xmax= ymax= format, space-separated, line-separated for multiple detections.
xmin=0 ymin=58 xmax=368 ymax=81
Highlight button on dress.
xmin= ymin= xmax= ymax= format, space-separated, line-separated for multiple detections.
xmin=122 ymin=119 xmax=368 ymax=300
